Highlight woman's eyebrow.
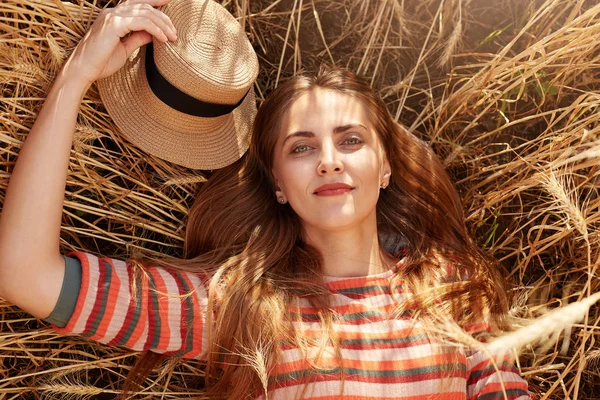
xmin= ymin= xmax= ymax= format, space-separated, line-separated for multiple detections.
xmin=283 ymin=124 xmax=367 ymax=145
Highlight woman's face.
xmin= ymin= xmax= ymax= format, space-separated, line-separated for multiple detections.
xmin=272 ymin=87 xmax=391 ymax=233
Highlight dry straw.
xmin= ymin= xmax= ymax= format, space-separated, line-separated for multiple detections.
xmin=2 ymin=0 xmax=600 ymax=398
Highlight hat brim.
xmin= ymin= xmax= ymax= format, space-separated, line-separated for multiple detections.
xmin=98 ymin=45 xmax=256 ymax=170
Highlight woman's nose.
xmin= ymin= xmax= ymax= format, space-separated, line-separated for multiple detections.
xmin=317 ymin=143 xmax=344 ymax=175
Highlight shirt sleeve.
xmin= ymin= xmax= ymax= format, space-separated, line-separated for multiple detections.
xmin=49 ymin=251 xmax=210 ymax=359
xmin=465 ymin=322 xmax=536 ymax=400
xmin=44 ymin=256 xmax=82 ymax=328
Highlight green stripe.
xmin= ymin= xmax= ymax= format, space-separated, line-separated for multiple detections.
xmin=288 ymin=312 xmax=319 ymax=321
xmin=339 ymin=310 xmax=387 ymax=321
xmin=278 ymin=334 xmax=429 ymax=347
xmin=470 ymin=361 xmax=515 ymax=380
xmin=116 ymin=268 xmax=144 ymax=346
xmin=84 ymin=259 xmax=112 ymax=337
xmin=288 ymin=310 xmax=388 ymax=322
xmin=341 ymin=333 xmax=429 ymax=346
xmin=336 ymin=285 xmax=389 ymax=295
xmin=147 ymin=272 xmax=162 ymax=350
xmin=273 ymin=362 xmax=466 ymax=383
xmin=478 ymin=389 xmax=530 ymax=400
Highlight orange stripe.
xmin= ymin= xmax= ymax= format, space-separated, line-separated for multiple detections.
xmin=470 ymin=354 xmax=513 ymax=373
xmin=339 ymin=328 xmax=426 ymax=340
xmin=90 ymin=258 xmax=122 ymax=341
xmin=295 ymin=302 xmax=398 ymax=315
xmin=326 ymin=277 xmax=392 ymax=290
xmin=464 ymin=321 xmax=491 ymax=335
xmin=298 ymin=394 xmax=466 ymax=400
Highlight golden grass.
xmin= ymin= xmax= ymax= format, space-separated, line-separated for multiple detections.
xmin=2 ymin=0 xmax=600 ymax=398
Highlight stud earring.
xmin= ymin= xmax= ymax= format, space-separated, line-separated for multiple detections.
xmin=277 ymin=197 xmax=286 ymax=204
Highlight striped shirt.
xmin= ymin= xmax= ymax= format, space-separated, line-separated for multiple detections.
xmin=51 ymin=252 xmax=534 ymax=399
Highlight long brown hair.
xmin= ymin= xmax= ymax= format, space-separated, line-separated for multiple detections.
xmin=122 ymin=65 xmax=510 ymax=398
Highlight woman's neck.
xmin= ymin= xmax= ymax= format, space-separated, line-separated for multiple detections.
xmin=302 ymin=216 xmax=391 ymax=277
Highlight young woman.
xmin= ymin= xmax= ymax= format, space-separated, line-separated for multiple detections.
xmin=0 ymin=0 xmax=533 ymax=398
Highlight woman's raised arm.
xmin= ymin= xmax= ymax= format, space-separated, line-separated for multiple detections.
xmin=0 ymin=0 xmax=177 ymax=319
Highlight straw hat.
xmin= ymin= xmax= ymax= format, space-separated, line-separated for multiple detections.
xmin=98 ymin=0 xmax=259 ymax=169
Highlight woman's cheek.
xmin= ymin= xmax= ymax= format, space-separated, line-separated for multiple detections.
xmin=283 ymin=168 xmax=309 ymax=200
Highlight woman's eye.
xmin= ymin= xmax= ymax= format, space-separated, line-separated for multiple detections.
xmin=343 ymin=137 xmax=362 ymax=145
xmin=291 ymin=144 xmax=311 ymax=153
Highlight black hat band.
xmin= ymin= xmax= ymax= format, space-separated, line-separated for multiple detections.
xmin=144 ymin=42 xmax=248 ymax=118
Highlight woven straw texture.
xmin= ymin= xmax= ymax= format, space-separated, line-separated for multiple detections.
xmin=98 ymin=0 xmax=259 ymax=169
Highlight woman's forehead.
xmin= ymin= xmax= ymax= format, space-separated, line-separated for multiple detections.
xmin=281 ymin=88 xmax=369 ymax=131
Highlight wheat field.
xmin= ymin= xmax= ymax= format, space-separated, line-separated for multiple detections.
xmin=2 ymin=0 xmax=600 ymax=398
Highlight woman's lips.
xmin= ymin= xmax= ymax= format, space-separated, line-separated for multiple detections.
xmin=313 ymin=183 xmax=354 ymax=196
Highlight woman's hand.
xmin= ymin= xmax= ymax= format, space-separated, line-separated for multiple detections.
xmin=0 ymin=0 xmax=176 ymax=319
xmin=63 ymin=0 xmax=178 ymax=87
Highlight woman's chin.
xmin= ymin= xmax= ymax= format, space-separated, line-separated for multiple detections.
xmin=302 ymin=213 xmax=371 ymax=233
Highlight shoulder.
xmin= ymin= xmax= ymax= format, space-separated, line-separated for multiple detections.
xmin=68 ymin=251 xmax=213 ymax=294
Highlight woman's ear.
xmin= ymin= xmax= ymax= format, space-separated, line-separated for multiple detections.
xmin=272 ymin=171 xmax=287 ymax=203
xmin=381 ymin=159 xmax=392 ymax=188
xmin=272 ymin=170 xmax=282 ymax=191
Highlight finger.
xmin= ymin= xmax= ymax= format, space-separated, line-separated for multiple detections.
xmin=124 ymin=17 xmax=170 ymax=43
xmin=125 ymin=0 xmax=173 ymax=7
xmin=122 ymin=31 xmax=153 ymax=57
xmin=141 ymin=5 xmax=177 ymax=40
xmin=119 ymin=4 xmax=177 ymax=41
xmin=150 ymin=5 xmax=177 ymax=34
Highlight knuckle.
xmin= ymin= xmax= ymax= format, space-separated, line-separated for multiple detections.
xmin=136 ymin=4 xmax=154 ymax=18
xmin=98 ymin=9 xmax=109 ymax=20
xmin=145 ymin=20 xmax=160 ymax=32
xmin=143 ymin=16 xmax=157 ymax=26
xmin=103 ymin=13 xmax=115 ymax=25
